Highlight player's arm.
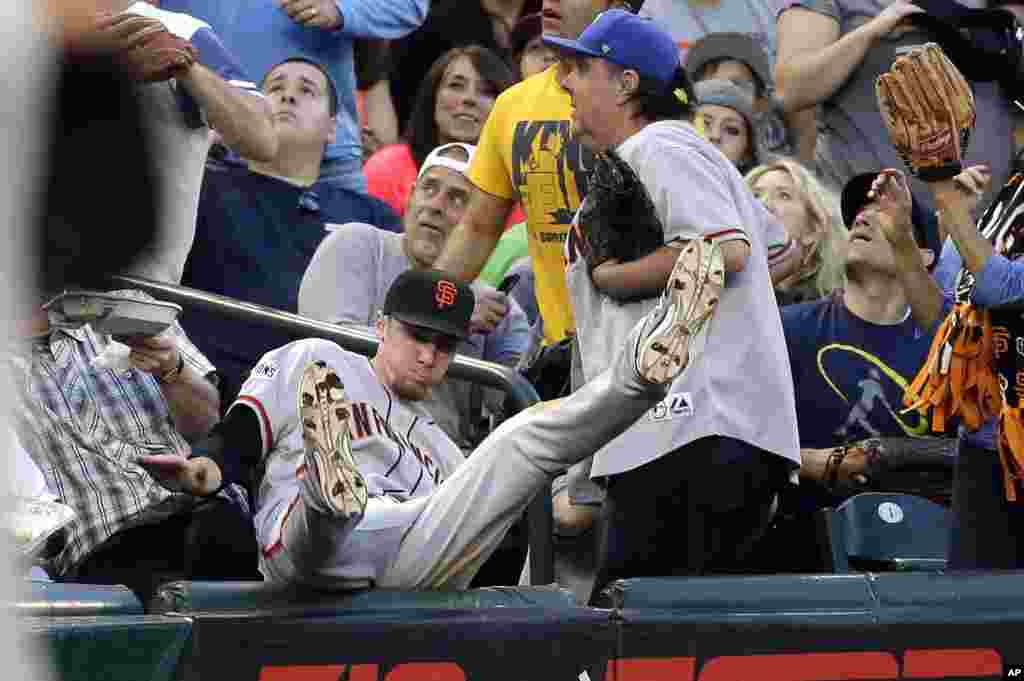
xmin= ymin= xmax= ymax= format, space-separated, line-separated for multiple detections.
xmin=182 ymin=28 xmax=277 ymax=162
xmin=136 ymin=405 xmax=263 ymax=497
xmin=593 ymin=240 xmax=750 ymax=300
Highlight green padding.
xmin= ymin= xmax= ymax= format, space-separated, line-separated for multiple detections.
xmin=598 ymin=574 xmax=876 ymax=611
xmin=14 ymin=581 xmax=143 ymax=617
xmin=150 ymin=580 xmax=579 ymax=615
xmin=24 ymin=615 xmax=191 ymax=681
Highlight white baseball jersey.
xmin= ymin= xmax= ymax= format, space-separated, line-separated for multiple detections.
xmin=232 ymin=339 xmax=465 ymax=575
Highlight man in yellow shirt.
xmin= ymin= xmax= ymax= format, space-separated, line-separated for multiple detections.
xmin=434 ymin=0 xmax=645 ymax=346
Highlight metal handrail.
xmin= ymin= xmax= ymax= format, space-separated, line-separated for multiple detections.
xmin=110 ymin=275 xmax=554 ymax=585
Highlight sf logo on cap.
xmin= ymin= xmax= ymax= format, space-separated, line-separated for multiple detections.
xmin=435 ymin=280 xmax=458 ymax=309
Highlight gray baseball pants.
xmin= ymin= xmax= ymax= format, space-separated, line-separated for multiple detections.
xmin=261 ymin=328 xmax=667 ymax=589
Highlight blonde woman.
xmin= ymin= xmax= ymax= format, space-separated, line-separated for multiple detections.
xmin=746 ymin=158 xmax=846 ymax=305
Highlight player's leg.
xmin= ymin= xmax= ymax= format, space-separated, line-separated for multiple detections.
xmin=381 ymin=239 xmax=725 ymax=589
xmin=260 ymin=361 xmax=373 ymax=587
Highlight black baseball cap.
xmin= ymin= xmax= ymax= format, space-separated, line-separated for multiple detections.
xmin=841 ymin=172 xmax=930 ymax=248
xmin=383 ymin=270 xmax=474 ymax=340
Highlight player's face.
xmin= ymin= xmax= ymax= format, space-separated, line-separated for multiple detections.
xmin=376 ymin=319 xmax=455 ymax=401
xmin=404 ymin=166 xmax=472 ymax=268
xmin=434 ymin=57 xmax=497 ymax=146
xmin=697 ymin=104 xmax=751 ymax=169
xmin=541 ymin=0 xmax=563 ymax=35
xmin=262 ymin=62 xmax=336 ymax=149
xmin=750 ymin=170 xmax=815 ymax=245
xmin=561 ymin=56 xmax=625 ymax=150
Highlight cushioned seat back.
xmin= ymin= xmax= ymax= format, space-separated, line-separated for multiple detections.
xmin=14 ymin=581 xmax=143 ymax=617
xmin=835 ymin=492 xmax=950 ymax=567
xmin=150 ymin=580 xmax=578 ymax=616
xmin=595 ymin=574 xmax=875 ymax=612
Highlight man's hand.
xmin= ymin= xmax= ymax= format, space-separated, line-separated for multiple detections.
xmin=67 ymin=12 xmax=199 ymax=83
xmin=868 ymin=169 xmax=918 ymax=252
xmin=871 ymin=0 xmax=925 ymax=38
xmin=469 ymin=282 xmax=510 ymax=335
xmin=119 ymin=332 xmax=181 ymax=378
xmin=279 ymin=0 xmax=341 ymax=30
xmin=931 ymin=165 xmax=992 ymax=216
xmin=136 ymin=453 xmax=223 ymax=496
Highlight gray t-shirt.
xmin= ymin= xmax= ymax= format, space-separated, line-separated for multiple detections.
xmin=566 ymin=121 xmax=801 ymax=478
xmin=780 ymin=0 xmax=1010 ymax=213
xmin=642 ymin=0 xmax=783 ymax=66
xmin=298 ymin=223 xmax=530 ymax=450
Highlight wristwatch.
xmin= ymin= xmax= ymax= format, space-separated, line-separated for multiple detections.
xmin=158 ymin=352 xmax=185 ymax=385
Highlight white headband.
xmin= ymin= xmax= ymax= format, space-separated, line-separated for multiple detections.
xmin=417 ymin=142 xmax=477 ymax=181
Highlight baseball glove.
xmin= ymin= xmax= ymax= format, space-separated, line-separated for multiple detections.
xmin=875 ymin=42 xmax=976 ymax=182
xmin=66 ymin=13 xmax=199 ymax=84
xmin=825 ymin=437 xmax=956 ymax=505
xmin=573 ymin=149 xmax=663 ymax=272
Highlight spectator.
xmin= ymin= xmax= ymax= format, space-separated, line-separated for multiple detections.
xmin=300 ymin=143 xmax=530 ymax=451
xmin=746 ymin=158 xmax=846 ymax=304
xmin=388 ymin=0 xmax=541 ymax=131
xmin=884 ymin=160 xmax=1024 ymax=570
xmin=774 ymin=0 xmax=1014 ymax=211
xmin=161 ymin=0 xmax=431 ymax=194
xmin=181 ymin=57 xmax=401 ymax=407
xmin=693 ymin=79 xmax=764 ymax=174
xmin=511 ymin=11 xmax=559 ymax=79
xmin=88 ymin=1 xmax=277 ymax=285
xmin=549 ymin=10 xmax=799 ymax=590
xmin=364 ymin=47 xmax=516 ymax=218
xmin=6 ymin=291 xmax=258 ymax=599
xmin=433 ymin=0 xmax=645 ymax=349
xmin=685 ymin=31 xmax=793 ymax=158
xmin=640 ymin=0 xmax=784 ymax=65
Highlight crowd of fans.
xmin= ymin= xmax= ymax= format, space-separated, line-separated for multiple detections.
xmin=12 ymin=0 xmax=1024 ymax=605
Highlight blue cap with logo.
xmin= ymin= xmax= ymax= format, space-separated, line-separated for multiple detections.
xmin=543 ymin=9 xmax=680 ymax=86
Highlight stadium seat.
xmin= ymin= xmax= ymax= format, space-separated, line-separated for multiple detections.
xmin=149 ymin=580 xmax=580 ymax=616
xmin=816 ymin=492 xmax=951 ymax=573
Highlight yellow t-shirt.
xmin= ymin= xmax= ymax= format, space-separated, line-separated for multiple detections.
xmin=469 ymin=65 xmax=595 ymax=345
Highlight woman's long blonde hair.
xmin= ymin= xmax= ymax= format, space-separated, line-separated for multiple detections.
xmin=745 ymin=159 xmax=847 ymax=298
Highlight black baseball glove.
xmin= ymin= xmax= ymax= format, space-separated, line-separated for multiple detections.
xmin=574 ymin=149 xmax=663 ymax=272
xmin=825 ymin=437 xmax=956 ymax=505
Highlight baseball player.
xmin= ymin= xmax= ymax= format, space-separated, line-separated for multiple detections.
xmin=138 ymin=260 xmax=721 ymax=588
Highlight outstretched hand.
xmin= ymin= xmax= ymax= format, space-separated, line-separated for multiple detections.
xmin=867 ymin=169 xmax=917 ymax=250
xmin=136 ymin=453 xmax=222 ymax=496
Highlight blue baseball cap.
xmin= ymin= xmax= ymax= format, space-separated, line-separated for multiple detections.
xmin=543 ymin=9 xmax=680 ymax=86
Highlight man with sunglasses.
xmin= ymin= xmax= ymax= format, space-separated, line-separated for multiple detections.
xmin=139 ymin=253 xmax=709 ymax=589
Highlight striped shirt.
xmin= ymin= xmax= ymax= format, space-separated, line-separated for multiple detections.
xmin=4 ymin=292 xmax=245 ymax=575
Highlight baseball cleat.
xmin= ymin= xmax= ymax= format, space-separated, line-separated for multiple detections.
xmin=635 ymin=237 xmax=725 ymax=385
xmin=298 ymin=360 xmax=367 ymax=520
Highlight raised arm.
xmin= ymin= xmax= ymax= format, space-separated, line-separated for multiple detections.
xmin=774 ymin=2 xmax=923 ymax=114
xmin=183 ymin=29 xmax=277 ymax=162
